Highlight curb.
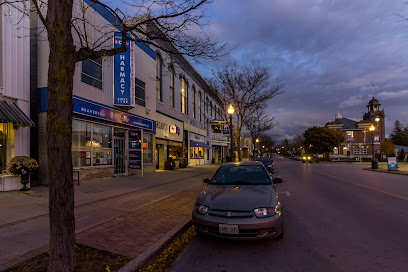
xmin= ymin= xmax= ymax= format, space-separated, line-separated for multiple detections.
xmin=363 ymin=168 xmax=408 ymax=176
xmin=118 ymin=218 xmax=192 ymax=272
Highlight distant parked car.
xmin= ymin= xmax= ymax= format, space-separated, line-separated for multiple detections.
xmin=192 ymin=162 xmax=283 ymax=239
xmin=301 ymin=154 xmax=319 ymax=163
xmin=255 ymin=157 xmax=274 ymax=173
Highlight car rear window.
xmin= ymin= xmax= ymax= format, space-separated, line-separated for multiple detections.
xmin=211 ymin=165 xmax=271 ymax=185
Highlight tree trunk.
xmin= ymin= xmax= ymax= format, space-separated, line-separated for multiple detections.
xmin=46 ymin=0 xmax=76 ymax=271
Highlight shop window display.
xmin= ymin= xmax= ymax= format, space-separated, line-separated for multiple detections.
xmin=143 ymin=133 xmax=153 ymax=163
xmin=190 ymin=147 xmax=204 ymax=159
xmin=92 ymin=124 xmax=112 ymax=165
xmin=0 ymin=123 xmax=13 ymax=173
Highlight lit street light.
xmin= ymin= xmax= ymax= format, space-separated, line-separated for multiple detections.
xmin=227 ymin=104 xmax=235 ymax=162
xmin=369 ymin=124 xmax=375 ymax=158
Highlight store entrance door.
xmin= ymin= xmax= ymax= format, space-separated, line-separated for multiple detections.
xmin=114 ymin=138 xmax=126 ymax=175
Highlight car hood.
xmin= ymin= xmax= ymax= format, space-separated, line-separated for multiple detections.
xmin=196 ymin=185 xmax=277 ymax=210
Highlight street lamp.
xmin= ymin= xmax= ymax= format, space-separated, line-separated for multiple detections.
xmin=369 ymin=124 xmax=375 ymax=159
xmin=227 ymin=104 xmax=235 ymax=162
xmin=255 ymin=138 xmax=259 ymax=158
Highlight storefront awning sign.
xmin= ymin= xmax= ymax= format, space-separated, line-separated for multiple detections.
xmin=73 ymin=96 xmax=155 ymax=133
xmin=190 ymin=140 xmax=212 ymax=149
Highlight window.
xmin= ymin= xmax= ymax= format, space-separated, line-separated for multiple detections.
xmin=346 ymin=131 xmax=354 ymax=141
xmin=92 ymin=124 xmax=112 ymax=165
xmin=81 ymin=58 xmax=102 ymax=89
xmin=198 ymin=92 xmax=202 ymax=122
xmin=135 ymin=78 xmax=145 ymax=106
xmin=206 ymin=97 xmax=209 ymax=113
xmin=0 ymin=123 xmax=13 ymax=172
xmin=333 ymin=147 xmax=338 ymax=155
xmin=72 ymin=120 xmax=112 ymax=167
xmin=156 ymin=53 xmax=162 ymax=102
xmin=170 ymin=66 xmax=175 ymax=108
xmin=180 ymin=77 xmax=188 ymax=114
xmin=190 ymin=147 xmax=204 ymax=159
xmin=210 ymin=102 xmax=213 ymax=117
xmin=353 ymin=149 xmax=367 ymax=154
xmin=143 ymin=133 xmax=153 ymax=163
xmin=192 ymin=86 xmax=196 ymax=119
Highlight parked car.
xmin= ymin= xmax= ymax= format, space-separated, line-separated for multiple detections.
xmin=192 ymin=162 xmax=283 ymax=239
xmin=255 ymin=157 xmax=274 ymax=173
xmin=301 ymin=154 xmax=319 ymax=163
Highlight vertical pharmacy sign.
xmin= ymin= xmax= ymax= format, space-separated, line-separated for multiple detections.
xmin=114 ymin=32 xmax=135 ymax=107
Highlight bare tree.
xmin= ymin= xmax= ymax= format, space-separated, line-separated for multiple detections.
xmin=246 ymin=106 xmax=277 ymax=146
xmin=1 ymin=0 xmax=225 ymax=271
xmin=212 ymin=62 xmax=284 ymax=161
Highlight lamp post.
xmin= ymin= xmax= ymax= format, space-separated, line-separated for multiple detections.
xmin=255 ymin=138 xmax=259 ymax=158
xmin=227 ymin=104 xmax=235 ymax=162
xmin=369 ymin=124 xmax=375 ymax=159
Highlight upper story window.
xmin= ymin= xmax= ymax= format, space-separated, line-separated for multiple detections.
xmin=135 ymin=78 xmax=145 ymax=107
xmin=180 ymin=77 xmax=188 ymax=114
xmin=210 ymin=101 xmax=213 ymax=117
xmin=198 ymin=92 xmax=202 ymax=122
xmin=170 ymin=65 xmax=175 ymax=108
xmin=81 ymin=58 xmax=102 ymax=89
xmin=206 ymin=97 xmax=209 ymax=113
xmin=346 ymin=131 xmax=354 ymax=141
xmin=156 ymin=53 xmax=163 ymax=102
xmin=192 ymin=86 xmax=196 ymax=119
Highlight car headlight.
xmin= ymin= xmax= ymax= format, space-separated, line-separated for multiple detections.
xmin=253 ymin=207 xmax=276 ymax=218
xmin=303 ymin=157 xmax=306 ymax=160
xmin=195 ymin=204 xmax=208 ymax=215
xmin=308 ymin=157 xmax=311 ymax=160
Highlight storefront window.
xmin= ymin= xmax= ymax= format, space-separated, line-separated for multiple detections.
xmin=92 ymin=124 xmax=112 ymax=165
xmin=168 ymin=145 xmax=183 ymax=160
xmin=72 ymin=120 xmax=112 ymax=167
xmin=190 ymin=147 xmax=204 ymax=159
xmin=143 ymin=133 xmax=153 ymax=163
xmin=72 ymin=120 xmax=92 ymax=167
xmin=0 ymin=123 xmax=13 ymax=173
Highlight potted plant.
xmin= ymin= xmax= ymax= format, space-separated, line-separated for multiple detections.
xmin=6 ymin=156 xmax=39 ymax=191
xmin=165 ymin=157 xmax=176 ymax=170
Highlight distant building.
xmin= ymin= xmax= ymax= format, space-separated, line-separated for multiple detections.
xmin=325 ymin=97 xmax=385 ymax=159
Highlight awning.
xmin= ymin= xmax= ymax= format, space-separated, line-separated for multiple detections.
xmin=0 ymin=100 xmax=35 ymax=127
xmin=190 ymin=140 xmax=212 ymax=149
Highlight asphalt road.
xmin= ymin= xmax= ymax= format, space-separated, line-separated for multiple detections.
xmin=168 ymin=156 xmax=408 ymax=272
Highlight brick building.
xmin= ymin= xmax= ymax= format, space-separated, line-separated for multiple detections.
xmin=325 ymin=97 xmax=385 ymax=159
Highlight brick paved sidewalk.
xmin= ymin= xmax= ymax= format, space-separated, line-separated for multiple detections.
xmin=76 ymin=183 xmax=204 ymax=261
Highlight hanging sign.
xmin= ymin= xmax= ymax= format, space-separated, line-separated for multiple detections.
xmin=114 ymin=32 xmax=135 ymax=108
xmin=223 ymin=122 xmax=230 ymax=135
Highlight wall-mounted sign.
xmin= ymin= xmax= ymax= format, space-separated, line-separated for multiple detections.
xmin=114 ymin=32 xmax=135 ymax=108
xmin=223 ymin=122 xmax=230 ymax=135
xmin=129 ymin=151 xmax=142 ymax=169
xmin=73 ymin=96 xmax=155 ymax=133
xmin=170 ymin=125 xmax=180 ymax=135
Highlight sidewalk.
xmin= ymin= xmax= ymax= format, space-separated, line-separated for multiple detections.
xmin=352 ymin=161 xmax=408 ymax=176
xmin=0 ymin=165 xmax=220 ymax=272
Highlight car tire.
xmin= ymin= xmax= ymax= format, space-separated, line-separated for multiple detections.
xmin=302 ymin=161 xmax=305 ymax=163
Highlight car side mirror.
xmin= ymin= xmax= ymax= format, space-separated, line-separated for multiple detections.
xmin=203 ymin=178 xmax=211 ymax=183
xmin=273 ymin=177 xmax=283 ymax=184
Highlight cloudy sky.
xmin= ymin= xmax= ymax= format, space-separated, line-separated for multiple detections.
xmin=193 ymin=0 xmax=408 ymax=143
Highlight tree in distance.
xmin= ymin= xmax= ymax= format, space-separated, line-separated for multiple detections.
xmin=303 ymin=126 xmax=344 ymax=156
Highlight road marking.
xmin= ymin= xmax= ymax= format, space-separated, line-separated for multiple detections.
xmin=312 ymin=169 xmax=408 ymax=201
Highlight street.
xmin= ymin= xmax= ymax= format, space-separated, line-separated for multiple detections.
xmin=168 ymin=156 xmax=408 ymax=272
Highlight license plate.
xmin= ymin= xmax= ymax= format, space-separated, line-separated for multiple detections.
xmin=219 ymin=224 xmax=239 ymax=235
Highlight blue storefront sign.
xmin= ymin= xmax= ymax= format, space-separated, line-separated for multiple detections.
xmin=73 ymin=96 xmax=155 ymax=133
xmin=114 ymin=32 xmax=134 ymax=107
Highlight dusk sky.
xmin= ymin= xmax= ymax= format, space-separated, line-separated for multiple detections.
xmin=193 ymin=0 xmax=408 ymax=143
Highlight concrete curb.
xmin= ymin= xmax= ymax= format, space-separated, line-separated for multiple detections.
xmin=118 ymin=218 xmax=192 ymax=272
xmin=363 ymin=168 xmax=408 ymax=176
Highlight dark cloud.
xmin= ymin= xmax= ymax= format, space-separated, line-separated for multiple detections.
xmin=196 ymin=0 xmax=408 ymax=143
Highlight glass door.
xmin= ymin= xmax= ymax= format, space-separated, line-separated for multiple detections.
xmin=114 ymin=138 xmax=126 ymax=175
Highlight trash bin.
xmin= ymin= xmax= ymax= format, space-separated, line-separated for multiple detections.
xmin=371 ymin=158 xmax=378 ymax=169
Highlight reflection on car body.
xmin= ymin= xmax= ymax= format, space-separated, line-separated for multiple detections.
xmin=192 ymin=161 xmax=283 ymax=239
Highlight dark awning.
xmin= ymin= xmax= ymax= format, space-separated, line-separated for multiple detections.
xmin=190 ymin=140 xmax=212 ymax=149
xmin=0 ymin=100 xmax=35 ymax=127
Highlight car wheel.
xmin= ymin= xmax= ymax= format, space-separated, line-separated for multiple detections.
xmin=302 ymin=161 xmax=305 ymax=163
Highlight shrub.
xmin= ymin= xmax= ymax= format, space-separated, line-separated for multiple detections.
xmin=6 ymin=156 xmax=39 ymax=176
xmin=179 ymin=159 xmax=187 ymax=168
xmin=165 ymin=158 xmax=176 ymax=170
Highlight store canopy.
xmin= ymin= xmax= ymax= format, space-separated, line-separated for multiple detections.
xmin=0 ymin=100 xmax=35 ymax=127
xmin=190 ymin=140 xmax=212 ymax=149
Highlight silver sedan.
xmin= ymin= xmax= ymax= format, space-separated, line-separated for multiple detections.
xmin=192 ymin=161 xmax=283 ymax=239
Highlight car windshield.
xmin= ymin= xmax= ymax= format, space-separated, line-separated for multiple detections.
xmin=211 ymin=165 xmax=271 ymax=185
xmin=255 ymin=157 xmax=270 ymax=164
